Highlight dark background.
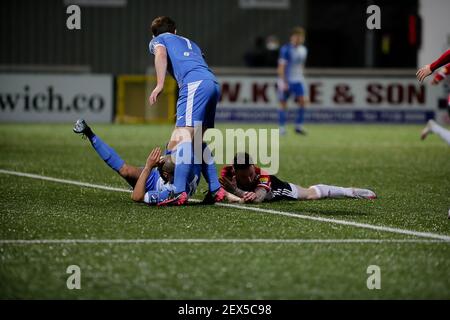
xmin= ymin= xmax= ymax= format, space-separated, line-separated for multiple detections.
xmin=0 ymin=0 xmax=419 ymax=74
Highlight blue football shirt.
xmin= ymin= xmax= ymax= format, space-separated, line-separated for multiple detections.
xmin=149 ymin=33 xmax=217 ymax=87
xmin=279 ymin=43 xmax=308 ymax=83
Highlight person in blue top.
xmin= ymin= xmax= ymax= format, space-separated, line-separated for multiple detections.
xmin=72 ymin=119 xmax=202 ymax=205
xmin=277 ymin=27 xmax=308 ymax=135
xmin=148 ymin=16 xmax=226 ymax=206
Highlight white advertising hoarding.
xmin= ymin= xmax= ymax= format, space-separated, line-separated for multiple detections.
xmin=0 ymin=74 xmax=113 ymax=123
xmin=216 ymin=76 xmax=444 ymax=123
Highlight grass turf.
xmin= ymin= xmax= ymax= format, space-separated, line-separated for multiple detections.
xmin=0 ymin=123 xmax=449 ymax=299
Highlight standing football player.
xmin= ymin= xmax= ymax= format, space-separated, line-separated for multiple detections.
xmin=148 ymin=16 xmax=225 ymax=205
xmin=417 ymin=49 xmax=450 ymax=145
xmin=277 ymin=27 xmax=308 ymax=135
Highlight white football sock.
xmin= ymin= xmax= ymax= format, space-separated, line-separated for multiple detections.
xmin=430 ymin=121 xmax=450 ymax=146
xmin=311 ymin=184 xmax=354 ymax=199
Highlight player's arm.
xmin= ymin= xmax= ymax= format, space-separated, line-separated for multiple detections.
xmin=149 ymin=46 xmax=168 ymax=105
xmin=277 ymin=60 xmax=288 ymax=91
xmin=417 ymin=49 xmax=450 ymax=82
xmin=224 ymin=191 xmax=245 ymax=203
xmin=277 ymin=46 xmax=289 ymax=91
xmin=131 ymin=147 xmax=161 ymax=202
xmin=431 ymin=63 xmax=450 ymax=85
xmin=219 ymin=176 xmax=246 ymax=198
xmin=242 ymin=187 xmax=268 ymax=204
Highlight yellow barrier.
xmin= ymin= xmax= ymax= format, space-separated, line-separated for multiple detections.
xmin=116 ymin=75 xmax=177 ymax=124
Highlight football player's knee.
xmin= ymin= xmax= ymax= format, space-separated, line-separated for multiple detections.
xmin=306 ymin=187 xmax=320 ymax=200
xmin=119 ymin=164 xmax=132 ymax=178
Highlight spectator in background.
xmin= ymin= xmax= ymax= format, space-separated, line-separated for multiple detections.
xmin=244 ymin=37 xmax=267 ymax=67
xmin=244 ymin=35 xmax=280 ymax=68
xmin=264 ymin=35 xmax=280 ymax=67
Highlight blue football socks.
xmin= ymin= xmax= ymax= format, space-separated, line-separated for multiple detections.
xmin=173 ymin=141 xmax=194 ymax=194
xmin=90 ymin=135 xmax=125 ymax=172
xmin=201 ymin=143 xmax=220 ymax=193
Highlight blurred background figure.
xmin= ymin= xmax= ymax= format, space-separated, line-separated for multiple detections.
xmin=277 ymin=27 xmax=308 ymax=135
xmin=244 ymin=37 xmax=268 ymax=67
xmin=419 ymin=52 xmax=450 ymax=145
xmin=243 ymin=35 xmax=280 ymax=68
xmin=264 ymin=35 xmax=280 ymax=67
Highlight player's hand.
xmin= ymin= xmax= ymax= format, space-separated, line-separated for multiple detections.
xmin=277 ymin=78 xmax=289 ymax=92
xmin=145 ymin=147 xmax=161 ymax=169
xmin=303 ymin=95 xmax=310 ymax=105
xmin=243 ymin=192 xmax=257 ymax=203
xmin=224 ymin=191 xmax=243 ymax=204
xmin=416 ymin=64 xmax=432 ymax=82
xmin=149 ymin=85 xmax=164 ymax=106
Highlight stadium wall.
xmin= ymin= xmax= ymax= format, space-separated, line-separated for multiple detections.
xmin=0 ymin=0 xmax=307 ymax=74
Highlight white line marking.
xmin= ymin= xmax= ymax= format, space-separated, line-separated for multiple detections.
xmin=0 ymin=169 xmax=130 ymax=193
xmin=217 ymin=203 xmax=450 ymax=241
xmin=1 ymin=169 xmax=450 ymax=242
xmin=0 ymin=239 xmax=448 ymax=245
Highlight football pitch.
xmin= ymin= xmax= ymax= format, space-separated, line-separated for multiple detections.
xmin=0 ymin=123 xmax=449 ymax=299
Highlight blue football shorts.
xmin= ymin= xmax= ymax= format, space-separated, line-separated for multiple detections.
xmin=175 ymin=79 xmax=220 ymax=129
xmin=278 ymin=81 xmax=305 ymax=102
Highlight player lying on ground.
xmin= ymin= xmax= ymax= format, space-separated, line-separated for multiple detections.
xmin=219 ymin=153 xmax=376 ymax=204
xmin=148 ymin=16 xmax=225 ymax=205
xmin=73 ymin=119 xmax=240 ymax=205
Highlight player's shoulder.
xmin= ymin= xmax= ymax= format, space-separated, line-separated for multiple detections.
xmin=149 ymin=33 xmax=176 ymax=52
xmin=280 ymin=43 xmax=291 ymax=52
xmin=255 ymin=166 xmax=270 ymax=177
xmin=220 ymin=165 xmax=234 ymax=177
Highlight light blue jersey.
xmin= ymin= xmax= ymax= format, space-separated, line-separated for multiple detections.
xmin=149 ymin=32 xmax=220 ymax=129
xmin=149 ymin=33 xmax=217 ymax=88
xmin=143 ymin=166 xmax=201 ymax=205
xmin=279 ymin=43 xmax=308 ymax=83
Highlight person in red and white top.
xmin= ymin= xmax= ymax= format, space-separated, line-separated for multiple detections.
xmin=417 ymin=50 xmax=450 ymax=145
xmin=219 ymin=152 xmax=376 ymax=204
xmin=416 ymin=49 xmax=450 ymax=82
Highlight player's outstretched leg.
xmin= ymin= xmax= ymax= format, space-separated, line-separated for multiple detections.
xmin=73 ymin=119 xmax=124 ymax=171
xmin=73 ymin=119 xmax=141 ymax=187
xmin=421 ymin=119 xmax=450 ymax=145
xmin=298 ymin=184 xmax=376 ymax=200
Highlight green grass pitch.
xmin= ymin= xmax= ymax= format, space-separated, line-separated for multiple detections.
xmin=0 ymin=123 xmax=449 ymax=299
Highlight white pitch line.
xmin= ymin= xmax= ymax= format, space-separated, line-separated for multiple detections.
xmin=0 ymin=239 xmax=448 ymax=245
xmin=0 ymin=169 xmax=130 ymax=193
xmin=217 ymin=203 xmax=450 ymax=241
xmin=1 ymin=168 xmax=450 ymax=242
